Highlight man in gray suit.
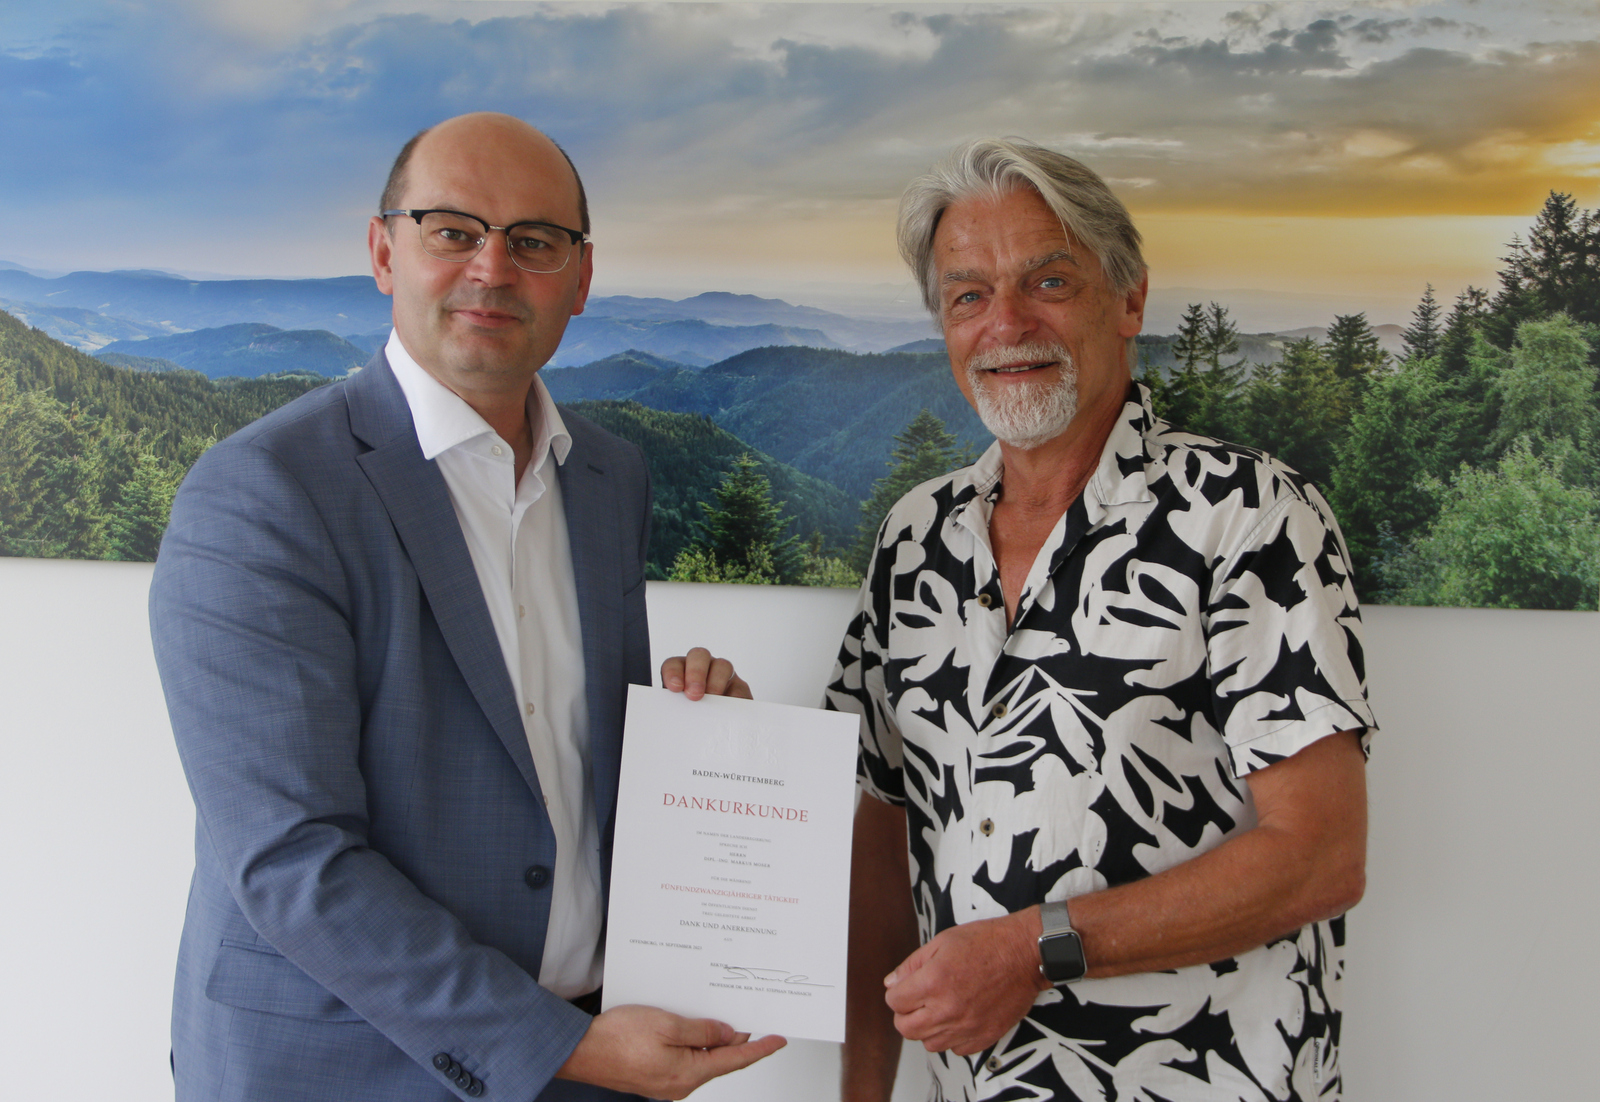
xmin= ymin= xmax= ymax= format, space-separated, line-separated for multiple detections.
xmin=151 ymin=112 xmax=781 ymax=1101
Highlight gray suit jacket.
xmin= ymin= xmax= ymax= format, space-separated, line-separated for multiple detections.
xmin=151 ymin=352 xmax=652 ymax=1101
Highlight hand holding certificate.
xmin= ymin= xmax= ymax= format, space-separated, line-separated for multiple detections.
xmin=603 ymin=684 xmax=859 ymax=1043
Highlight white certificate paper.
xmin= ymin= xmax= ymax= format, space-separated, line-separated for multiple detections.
xmin=602 ymin=684 xmax=859 ymax=1042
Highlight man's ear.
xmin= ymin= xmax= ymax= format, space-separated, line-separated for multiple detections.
xmin=369 ymin=216 xmax=395 ymax=296
xmin=1117 ymin=272 xmax=1149 ymax=339
xmin=570 ymin=241 xmax=594 ymax=317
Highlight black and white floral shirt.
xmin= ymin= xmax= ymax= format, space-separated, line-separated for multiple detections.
xmin=826 ymin=385 xmax=1376 ymax=1102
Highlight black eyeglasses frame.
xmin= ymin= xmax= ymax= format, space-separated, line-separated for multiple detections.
xmin=380 ymin=208 xmax=588 ymax=273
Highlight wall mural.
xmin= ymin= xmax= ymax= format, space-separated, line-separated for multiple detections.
xmin=1 ymin=0 xmax=1596 ymax=609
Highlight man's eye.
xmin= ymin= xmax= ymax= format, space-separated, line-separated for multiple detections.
xmin=436 ymin=228 xmax=475 ymax=244
xmin=953 ymin=291 xmax=981 ymax=305
xmin=1039 ymin=276 xmax=1065 ymax=289
xmin=513 ymin=235 xmax=553 ymax=252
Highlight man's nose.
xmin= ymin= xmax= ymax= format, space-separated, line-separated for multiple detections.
xmin=463 ymin=229 xmax=520 ymax=284
xmin=985 ymin=287 xmax=1040 ymax=343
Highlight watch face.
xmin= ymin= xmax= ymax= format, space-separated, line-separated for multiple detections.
xmin=1040 ymin=930 xmax=1087 ymax=983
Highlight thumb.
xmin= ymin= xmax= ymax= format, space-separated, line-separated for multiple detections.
xmin=667 ymin=1015 xmax=738 ymax=1049
xmin=885 ymin=940 xmax=933 ymax=988
xmin=693 ymin=1033 xmax=787 ymax=1077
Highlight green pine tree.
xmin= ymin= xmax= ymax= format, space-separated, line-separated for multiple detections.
xmin=1323 ymin=313 xmax=1389 ymax=384
xmin=106 ymin=446 xmax=184 ymax=562
xmin=1329 ymin=357 xmax=1447 ymax=592
xmin=1170 ymin=303 xmax=1209 ymax=373
xmin=1157 ymin=302 xmax=1247 ymax=440
xmin=850 ymin=409 xmax=974 ymax=573
xmin=1401 ymin=285 xmax=1442 ymax=363
xmin=1237 ymin=337 xmax=1349 ymax=490
xmin=688 ymin=452 xmax=803 ymax=585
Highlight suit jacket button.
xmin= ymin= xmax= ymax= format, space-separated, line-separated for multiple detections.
xmin=524 ymin=865 xmax=551 ymax=889
xmin=467 ymin=1080 xmax=485 ymax=1097
xmin=433 ymin=1053 xmax=452 ymax=1072
xmin=456 ymin=1073 xmax=473 ymax=1089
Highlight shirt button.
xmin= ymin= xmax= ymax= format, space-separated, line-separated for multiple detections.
xmin=979 ymin=818 xmax=995 ymax=836
xmin=524 ymin=865 xmax=551 ymax=889
xmin=985 ymin=1055 xmax=1002 ymax=1073
xmin=491 ymin=444 xmax=504 ymax=456
xmin=977 ymin=592 xmax=993 ymax=608
xmin=518 ymin=604 xmax=526 ymax=619
xmin=526 ymin=702 xmax=536 ymax=716
xmin=992 ymin=702 xmax=1008 ymax=719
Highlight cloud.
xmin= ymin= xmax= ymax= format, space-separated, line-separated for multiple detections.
xmin=2 ymin=1 xmax=1596 ymax=276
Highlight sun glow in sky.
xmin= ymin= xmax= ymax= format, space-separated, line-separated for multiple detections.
xmin=3 ymin=0 xmax=1597 ymax=329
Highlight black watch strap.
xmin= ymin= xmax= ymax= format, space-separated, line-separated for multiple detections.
xmin=1037 ymin=899 xmax=1087 ymax=984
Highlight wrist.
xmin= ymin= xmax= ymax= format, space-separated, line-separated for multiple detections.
xmin=1036 ymin=899 xmax=1088 ymax=985
xmin=1012 ymin=908 xmax=1053 ymax=992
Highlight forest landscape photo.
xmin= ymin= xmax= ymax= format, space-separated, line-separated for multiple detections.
xmin=1 ymin=0 xmax=1597 ymax=609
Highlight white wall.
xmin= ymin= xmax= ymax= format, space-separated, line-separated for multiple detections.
xmin=2 ymin=555 xmax=1597 ymax=1101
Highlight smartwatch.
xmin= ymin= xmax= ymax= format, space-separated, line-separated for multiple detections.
xmin=1037 ymin=899 xmax=1087 ymax=985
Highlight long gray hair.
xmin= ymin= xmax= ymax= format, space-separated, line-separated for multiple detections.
xmin=897 ymin=138 xmax=1146 ymax=316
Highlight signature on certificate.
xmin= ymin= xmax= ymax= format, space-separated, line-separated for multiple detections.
xmin=717 ymin=964 xmax=833 ymax=988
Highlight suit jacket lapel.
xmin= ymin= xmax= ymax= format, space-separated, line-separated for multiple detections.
xmin=345 ymin=352 xmax=546 ymax=802
xmin=558 ymin=430 xmax=625 ymax=834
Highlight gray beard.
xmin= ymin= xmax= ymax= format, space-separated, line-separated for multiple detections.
xmin=965 ymin=342 xmax=1079 ymax=449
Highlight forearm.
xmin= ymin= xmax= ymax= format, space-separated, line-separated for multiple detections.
xmin=842 ymin=794 xmax=918 ymax=1102
xmin=1071 ymin=730 xmax=1368 ymax=978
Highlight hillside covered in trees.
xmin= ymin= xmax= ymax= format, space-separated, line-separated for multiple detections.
xmin=0 ymin=308 xmax=327 ymax=560
xmin=4 ymin=190 xmax=1596 ymax=607
xmin=1136 ymin=191 xmax=1599 ymax=610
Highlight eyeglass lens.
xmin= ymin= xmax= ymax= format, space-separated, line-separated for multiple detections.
xmin=415 ymin=211 xmax=575 ymax=273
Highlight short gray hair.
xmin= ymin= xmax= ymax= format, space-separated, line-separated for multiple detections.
xmin=898 ymin=138 xmax=1146 ymax=316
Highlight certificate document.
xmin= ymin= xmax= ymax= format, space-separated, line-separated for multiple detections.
xmin=602 ymin=684 xmax=859 ymax=1042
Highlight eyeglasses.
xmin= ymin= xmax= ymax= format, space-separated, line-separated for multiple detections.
xmin=381 ymin=208 xmax=588 ymax=274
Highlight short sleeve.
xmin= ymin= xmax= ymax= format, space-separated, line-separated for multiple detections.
xmin=1206 ymin=485 xmax=1377 ymax=777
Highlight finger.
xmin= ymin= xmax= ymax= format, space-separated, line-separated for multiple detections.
xmin=682 ymin=646 xmax=713 ymax=700
xmin=892 ymin=1005 xmax=935 ymax=1041
xmin=704 ymin=658 xmax=742 ymax=697
xmin=660 ymin=656 xmax=686 ymax=692
xmin=883 ymin=979 xmax=924 ymax=1015
xmin=694 ymin=1034 xmax=786 ymax=1077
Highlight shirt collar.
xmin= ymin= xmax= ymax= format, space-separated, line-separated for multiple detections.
xmin=385 ymin=329 xmax=572 ymax=468
xmin=1082 ymin=382 xmax=1156 ymax=520
xmin=949 ymin=382 xmax=1157 ymax=530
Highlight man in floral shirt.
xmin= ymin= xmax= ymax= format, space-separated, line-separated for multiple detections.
xmin=827 ymin=139 xmax=1374 ymax=1102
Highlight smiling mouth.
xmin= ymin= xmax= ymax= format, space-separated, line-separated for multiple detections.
xmin=986 ymin=360 xmax=1056 ymax=375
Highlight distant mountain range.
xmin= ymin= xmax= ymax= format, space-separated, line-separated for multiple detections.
xmin=1277 ymin=324 xmax=1407 ymax=357
xmin=98 ymin=324 xmax=370 ymax=379
xmin=0 ymin=268 xmax=392 ymax=337
xmin=2 ymin=262 xmax=1409 ymax=381
xmin=0 ymin=265 xmax=936 ymax=367
xmin=543 ymin=345 xmax=992 ymax=501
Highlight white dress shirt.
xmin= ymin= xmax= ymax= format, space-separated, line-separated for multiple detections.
xmin=386 ymin=331 xmax=603 ymax=999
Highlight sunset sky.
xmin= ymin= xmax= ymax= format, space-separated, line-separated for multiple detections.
xmin=3 ymin=0 xmax=1597 ymax=330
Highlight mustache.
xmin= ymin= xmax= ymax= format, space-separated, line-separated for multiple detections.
xmin=965 ymin=341 xmax=1074 ymax=375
